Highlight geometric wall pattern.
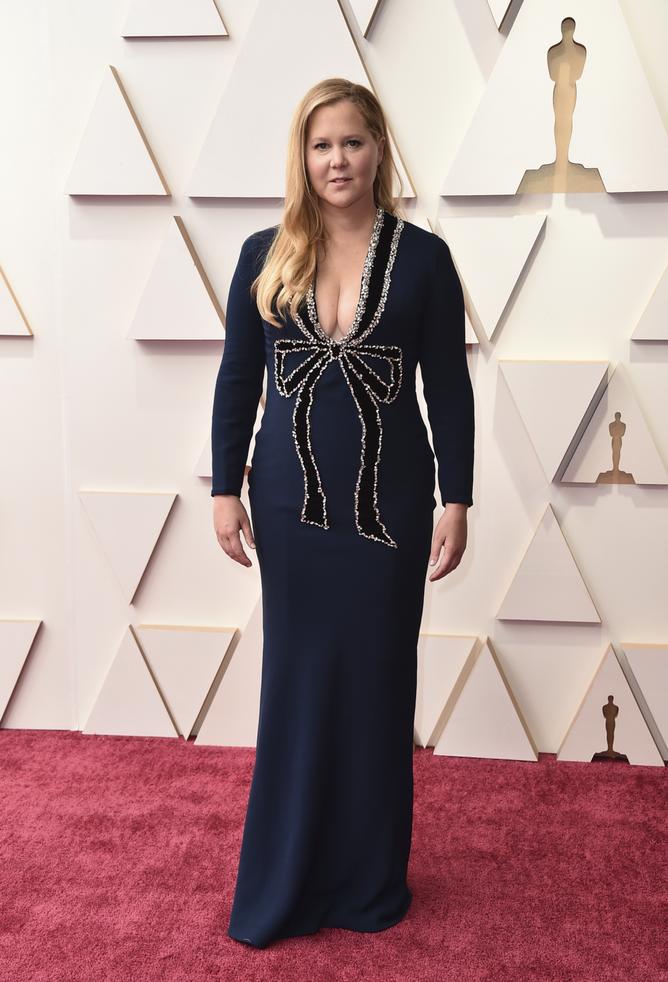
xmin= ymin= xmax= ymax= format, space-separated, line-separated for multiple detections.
xmin=557 ymin=644 xmax=664 ymax=767
xmin=348 ymin=0 xmax=385 ymax=37
xmin=126 ymin=216 xmax=225 ymax=340
xmin=82 ymin=621 xmax=246 ymax=740
xmin=83 ymin=626 xmax=178 ymax=738
xmin=195 ymin=598 xmax=264 ymax=747
xmin=187 ymin=0 xmax=415 ymax=198
xmin=414 ymin=633 xmax=478 ymax=747
xmin=631 ymin=263 xmax=668 ymax=341
xmin=135 ymin=623 xmax=237 ymax=738
xmin=496 ymin=504 xmax=601 ymax=624
xmin=65 ymin=65 xmax=170 ymax=196
xmin=443 ymin=0 xmax=668 ymax=195
xmin=499 ymin=359 xmax=609 ymax=482
xmin=440 ymin=214 xmax=547 ymax=341
xmin=0 ymin=266 xmax=33 ymax=336
xmin=78 ymin=492 xmax=177 ymax=604
xmin=121 ymin=0 xmax=228 ymax=39
xmin=431 ymin=638 xmax=539 ymax=762
xmin=0 ymin=620 xmax=41 ymax=719
xmin=621 ymin=642 xmax=668 ymax=756
xmin=486 ymin=0 xmax=515 ymax=31
xmin=561 ymin=364 xmax=668 ymax=486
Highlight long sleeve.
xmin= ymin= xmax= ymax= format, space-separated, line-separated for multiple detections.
xmin=210 ymin=233 xmax=266 ymax=497
xmin=418 ymin=234 xmax=475 ymax=508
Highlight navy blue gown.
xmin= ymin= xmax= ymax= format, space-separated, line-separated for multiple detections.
xmin=211 ymin=206 xmax=474 ymax=948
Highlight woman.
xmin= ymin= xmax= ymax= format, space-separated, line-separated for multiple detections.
xmin=211 ymin=78 xmax=475 ymax=948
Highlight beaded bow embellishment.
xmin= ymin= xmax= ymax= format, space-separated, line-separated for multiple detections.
xmin=274 ymin=207 xmax=404 ymax=548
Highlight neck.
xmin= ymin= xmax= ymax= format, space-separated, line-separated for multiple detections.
xmin=318 ymin=198 xmax=380 ymax=246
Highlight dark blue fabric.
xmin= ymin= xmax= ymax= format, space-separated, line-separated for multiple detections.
xmin=211 ymin=212 xmax=474 ymax=948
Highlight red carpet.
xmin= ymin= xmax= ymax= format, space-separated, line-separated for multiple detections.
xmin=0 ymin=729 xmax=665 ymax=981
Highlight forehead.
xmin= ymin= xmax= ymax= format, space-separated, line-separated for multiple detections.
xmin=306 ymin=100 xmax=368 ymax=136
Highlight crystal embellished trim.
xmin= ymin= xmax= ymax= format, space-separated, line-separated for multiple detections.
xmin=274 ymin=208 xmax=405 ymax=548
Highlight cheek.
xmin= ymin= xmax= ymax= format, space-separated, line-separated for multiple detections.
xmin=358 ymin=149 xmax=377 ymax=171
xmin=307 ymin=155 xmax=327 ymax=176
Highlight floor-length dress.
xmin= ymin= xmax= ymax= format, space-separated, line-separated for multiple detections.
xmin=211 ymin=205 xmax=475 ymax=948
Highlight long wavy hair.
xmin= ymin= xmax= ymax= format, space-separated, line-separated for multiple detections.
xmin=252 ymin=78 xmax=405 ymax=330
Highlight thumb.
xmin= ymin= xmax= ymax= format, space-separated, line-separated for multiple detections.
xmin=429 ymin=542 xmax=442 ymax=566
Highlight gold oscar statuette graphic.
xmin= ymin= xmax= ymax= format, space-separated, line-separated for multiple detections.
xmin=591 ymin=695 xmax=629 ymax=763
xmin=518 ymin=17 xmax=605 ymax=194
xmin=596 ymin=411 xmax=636 ymax=485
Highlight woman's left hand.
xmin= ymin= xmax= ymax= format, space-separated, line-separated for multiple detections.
xmin=428 ymin=503 xmax=469 ymax=582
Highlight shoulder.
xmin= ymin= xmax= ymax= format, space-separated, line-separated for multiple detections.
xmin=244 ymin=224 xmax=280 ymax=254
xmin=236 ymin=224 xmax=279 ymax=276
xmin=396 ymin=217 xmax=456 ymax=287
xmin=240 ymin=224 xmax=279 ymax=270
xmin=246 ymin=224 xmax=280 ymax=247
xmin=398 ymin=216 xmax=452 ymax=261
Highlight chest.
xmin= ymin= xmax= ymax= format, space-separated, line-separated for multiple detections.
xmin=274 ymin=208 xmax=423 ymax=356
xmin=313 ymin=246 xmax=369 ymax=341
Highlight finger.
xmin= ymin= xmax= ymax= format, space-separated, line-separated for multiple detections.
xmin=431 ymin=553 xmax=462 ymax=581
xmin=429 ymin=543 xmax=460 ymax=581
xmin=221 ymin=529 xmax=252 ymax=567
xmin=240 ymin=517 xmax=256 ymax=550
xmin=428 ymin=536 xmax=445 ymax=568
xmin=427 ymin=542 xmax=445 ymax=580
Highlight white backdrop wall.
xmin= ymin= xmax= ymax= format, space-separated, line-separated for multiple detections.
xmin=1 ymin=0 xmax=667 ymax=757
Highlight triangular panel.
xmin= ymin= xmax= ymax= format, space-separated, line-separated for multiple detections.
xmin=557 ymin=644 xmax=664 ymax=767
xmin=497 ymin=504 xmax=601 ymax=623
xmin=437 ymin=215 xmax=546 ymax=340
xmin=136 ymin=623 xmax=236 ymax=737
xmin=500 ymin=359 xmax=609 ymax=482
xmin=622 ymin=642 xmax=668 ymax=756
xmin=0 ymin=620 xmax=41 ymax=719
xmin=79 ymin=491 xmax=177 ymax=603
xmin=349 ymin=0 xmax=384 ymax=36
xmin=443 ymin=0 xmax=668 ymax=195
xmin=83 ymin=627 xmax=178 ymax=737
xmin=414 ymin=633 xmax=478 ymax=747
xmin=487 ymin=0 xmax=514 ymax=31
xmin=432 ymin=638 xmax=538 ymax=762
xmin=66 ymin=66 xmax=169 ymax=196
xmin=127 ymin=217 xmax=224 ymax=340
xmin=631 ymin=264 xmax=668 ymax=341
xmin=0 ymin=266 xmax=33 ymax=336
xmin=121 ymin=0 xmax=228 ymax=37
xmin=562 ymin=364 xmax=668 ymax=486
xmin=195 ymin=598 xmax=263 ymax=747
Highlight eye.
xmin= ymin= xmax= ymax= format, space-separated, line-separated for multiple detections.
xmin=313 ymin=139 xmax=362 ymax=150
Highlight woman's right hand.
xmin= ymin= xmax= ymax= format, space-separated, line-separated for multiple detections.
xmin=213 ymin=495 xmax=256 ymax=567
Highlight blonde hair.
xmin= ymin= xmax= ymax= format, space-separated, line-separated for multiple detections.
xmin=252 ymin=78 xmax=405 ymax=330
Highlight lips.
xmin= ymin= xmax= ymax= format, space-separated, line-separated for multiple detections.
xmin=331 ymin=178 xmax=351 ymax=183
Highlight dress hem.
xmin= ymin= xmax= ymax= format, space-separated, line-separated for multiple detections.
xmin=227 ymin=886 xmax=413 ymax=949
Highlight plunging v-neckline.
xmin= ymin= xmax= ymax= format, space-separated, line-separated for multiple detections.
xmin=312 ymin=206 xmax=385 ymax=342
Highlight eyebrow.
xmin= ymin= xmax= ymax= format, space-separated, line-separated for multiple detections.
xmin=310 ymin=134 xmax=365 ymax=141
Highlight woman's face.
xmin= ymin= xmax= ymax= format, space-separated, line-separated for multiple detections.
xmin=304 ymin=99 xmax=384 ymax=209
